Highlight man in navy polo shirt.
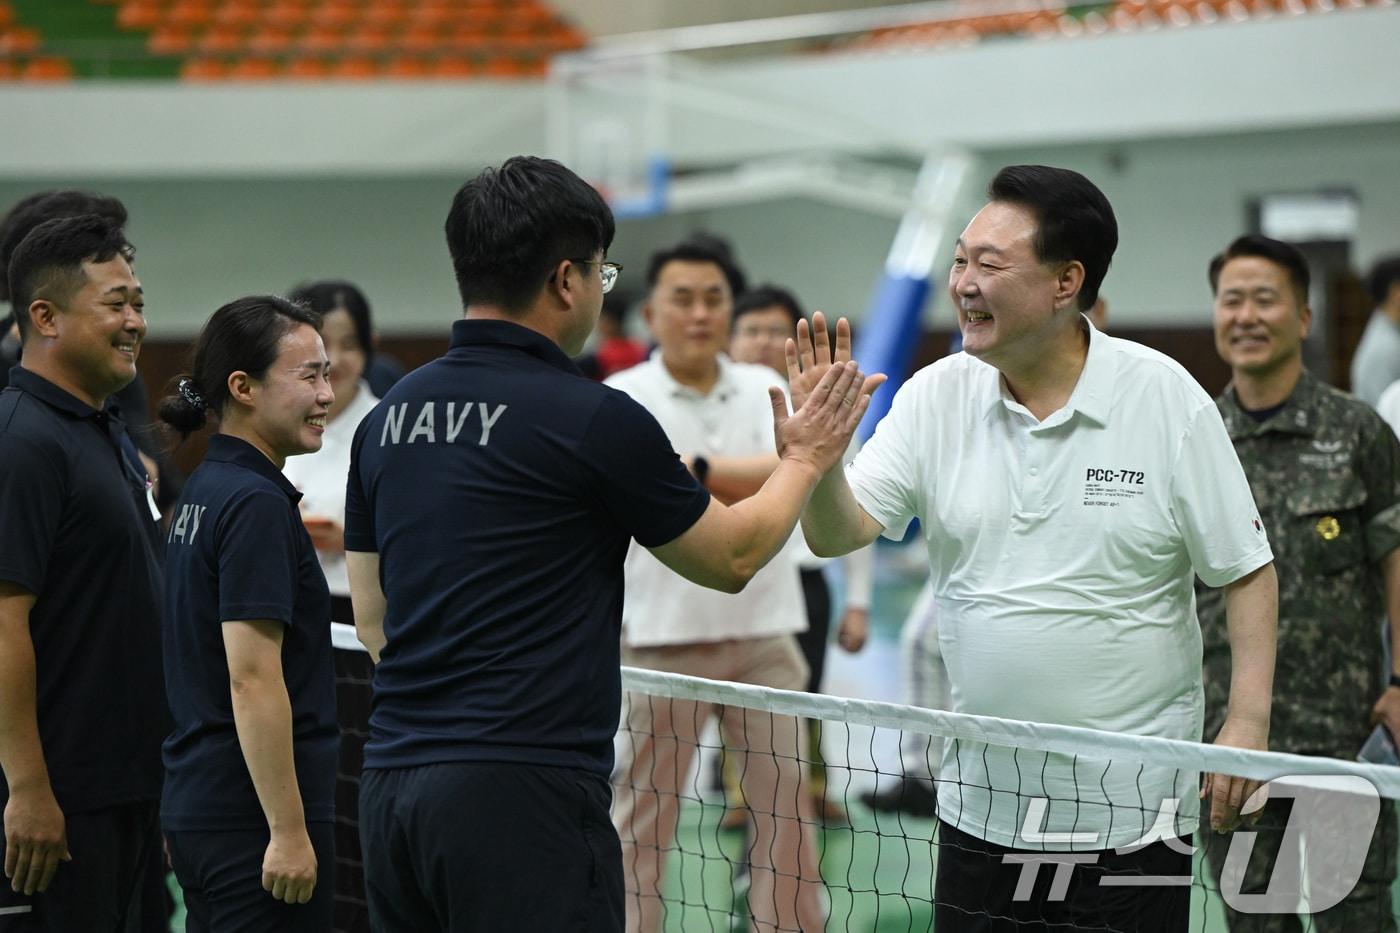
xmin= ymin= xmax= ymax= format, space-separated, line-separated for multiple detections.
xmin=0 ymin=214 xmax=164 ymax=930
xmin=344 ymin=156 xmax=880 ymax=932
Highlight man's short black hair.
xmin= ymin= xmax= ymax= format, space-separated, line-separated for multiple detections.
xmin=986 ymin=165 xmax=1117 ymax=312
xmin=0 ymin=190 xmax=128 ymax=303
xmin=8 ymin=214 xmax=134 ymax=342
xmin=289 ymin=279 xmax=375 ymax=365
xmin=445 ymin=156 xmax=615 ymax=314
xmin=1368 ymin=255 xmax=1400 ymax=308
xmin=1207 ymin=234 xmax=1311 ymax=305
xmin=645 ymin=233 xmax=747 ymax=297
xmin=733 ymin=284 xmax=804 ymax=329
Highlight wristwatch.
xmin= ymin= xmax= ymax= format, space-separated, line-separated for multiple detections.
xmin=692 ymin=455 xmax=710 ymax=487
xmin=1389 ymin=674 xmax=1400 ymax=690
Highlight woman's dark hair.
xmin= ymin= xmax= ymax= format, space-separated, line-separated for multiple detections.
xmin=158 ymin=295 xmax=321 ymax=440
xmin=288 ymin=279 xmax=374 ymax=364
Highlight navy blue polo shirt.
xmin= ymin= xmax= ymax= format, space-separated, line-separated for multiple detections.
xmin=0 ymin=367 xmax=165 ymax=815
xmin=345 ymin=319 xmax=710 ymax=777
xmin=161 ymin=434 xmax=337 ymax=831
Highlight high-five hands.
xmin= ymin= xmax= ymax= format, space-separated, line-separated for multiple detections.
xmin=786 ymin=312 xmax=887 ymax=414
xmin=769 ymin=312 xmax=886 ymax=477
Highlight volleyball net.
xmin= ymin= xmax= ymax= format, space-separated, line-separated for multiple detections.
xmin=327 ymin=624 xmax=1400 ymax=931
xmin=614 ymin=666 xmax=1400 ymax=933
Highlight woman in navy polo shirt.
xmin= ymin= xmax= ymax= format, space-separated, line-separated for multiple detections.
xmin=157 ymin=295 xmax=338 ymax=932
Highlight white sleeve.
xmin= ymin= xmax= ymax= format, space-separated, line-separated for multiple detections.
xmin=842 ymin=544 xmax=874 ymax=610
xmin=1170 ymin=402 xmax=1274 ymax=587
xmin=1377 ymin=381 xmax=1400 ymax=440
xmin=846 ymin=380 xmax=923 ymax=541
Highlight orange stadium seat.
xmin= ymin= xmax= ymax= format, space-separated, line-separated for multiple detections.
xmin=0 ymin=26 xmax=40 ymax=54
xmin=0 ymin=58 xmax=18 ymax=80
xmin=298 ymin=26 xmax=342 ymax=54
xmin=197 ymin=25 xmax=244 ymax=55
xmin=362 ymin=4 xmax=407 ymax=28
xmin=247 ymin=25 xmax=293 ymax=54
xmin=149 ymin=26 xmax=193 ymax=55
xmin=285 ymin=56 xmax=330 ymax=79
xmin=383 ymin=55 xmax=431 ymax=79
xmin=262 ymin=1 xmax=310 ymax=30
xmin=117 ymin=1 xmax=164 ymax=31
xmin=329 ymin=56 xmax=376 ymax=79
xmin=343 ymin=26 xmax=390 ymax=54
xmin=227 ymin=56 xmax=279 ymax=79
xmin=21 ymin=57 xmax=73 ymax=81
xmin=432 ymin=57 xmax=481 ymax=78
xmin=180 ymin=56 xmax=227 ymax=80
xmin=167 ymin=1 xmax=214 ymax=30
xmin=309 ymin=1 xmax=358 ymax=30
xmin=0 ymin=4 xmax=13 ymax=28
xmin=212 ymin=1 xmax=262 ymax=29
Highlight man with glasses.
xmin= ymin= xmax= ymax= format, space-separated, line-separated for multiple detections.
xmin=606 ymin=239 xmax=828 ymax=933
xmin=344 ymin=159 xmax=878 ymax=933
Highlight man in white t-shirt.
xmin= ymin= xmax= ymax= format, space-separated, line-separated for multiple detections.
xmin=607 ymin=239 xmax=825 ymax=933
xmin=793 ymin=165 xmax=1279 ymax=932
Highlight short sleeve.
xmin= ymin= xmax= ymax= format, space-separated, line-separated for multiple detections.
xmin=846 ymin=380 xmax=921 ymax=540
xmin=344 ymin=415 xmax=376 ymax=553
xmin=217 ymin=490 xmax=301 ymax=625
xmin=577 ymin=391 xmax=711 ymax=548
xmin=0 ymin=434 xmax=64 ymax=594
xmin=1357 ymin=411 xmax=1400 ymax=562
xmin=1170 ymin=403 xmax=1274 ymax=587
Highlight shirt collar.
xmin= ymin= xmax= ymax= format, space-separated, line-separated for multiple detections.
xmin=204 ymin=434 xmax=303 ymax=503
xmin=1219 ymin=368 xmax=1318 ymax=439
xmin=649 ymin=349 xmax=740 ymax=402
xmin=450 ymin=319 xmax=581 ymax=375
xmin=7 ymin=365 xmax=105 ymax=419
xmin=979 ymin=317 xmax=1116 ymax=427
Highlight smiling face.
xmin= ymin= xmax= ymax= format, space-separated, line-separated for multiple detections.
xmin=645 ymin=260 xmax=732 ymax=375
xmin=245 ymin=323 xmax=334 ymax=462
xmin=948 ymin=201 xmax=1079 ymax=373
xmin=46 ymin=255 xmax=145 ymax=405
xmin=1213 ymin=255 xmax=1310 ymax=378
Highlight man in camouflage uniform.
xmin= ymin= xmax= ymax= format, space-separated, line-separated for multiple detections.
xmin=1199 ymin=234 xmax=1400 ymax=931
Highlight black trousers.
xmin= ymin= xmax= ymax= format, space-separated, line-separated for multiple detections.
xmin=934 ymin=819 xmax=1192 ymax=932
xmin=0 ymin=800 xmax=159 ymax=933
xmin=359 ymin=761 xmax=622 ymax=933
xmin=166 ymin=823 xmax=335 ymax=933
xmin=794 ymin=567 xmax=832 ymax=694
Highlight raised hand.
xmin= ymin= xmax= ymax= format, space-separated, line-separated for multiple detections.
xmin=785 ymin=312 xmax=885 ymax=414
xmin=769 ymin=358 xmax=885 ymax=478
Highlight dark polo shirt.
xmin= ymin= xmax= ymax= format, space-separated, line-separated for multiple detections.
xmin=345 ymin=319 xmax=709 ymax=777
xmin=0 ymin=367 xmax=164 ymax=815
xmin=160 ymin=434 xmax=337 ymax=831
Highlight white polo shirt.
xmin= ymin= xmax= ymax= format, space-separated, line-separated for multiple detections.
xmin=606 ymin=353 xmax=806 ymax=647
xmin=848 ymin=322 xmax=1272 ymax=849
xmin=282 ymin=380 xmax=379 ymax=601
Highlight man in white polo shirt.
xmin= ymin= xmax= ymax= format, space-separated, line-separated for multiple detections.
xmin=794 ymin=165 xmax=1279 ymax=932
xmin=606 ymin=238 xmax=825 ymax=933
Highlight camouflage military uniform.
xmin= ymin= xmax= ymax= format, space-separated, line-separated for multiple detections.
xmin=1198 ymin=369 xmax=1400 ymax=932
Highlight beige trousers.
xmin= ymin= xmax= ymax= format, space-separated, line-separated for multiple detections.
xmin=614 ymin=635 xmax=827 ymax=933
